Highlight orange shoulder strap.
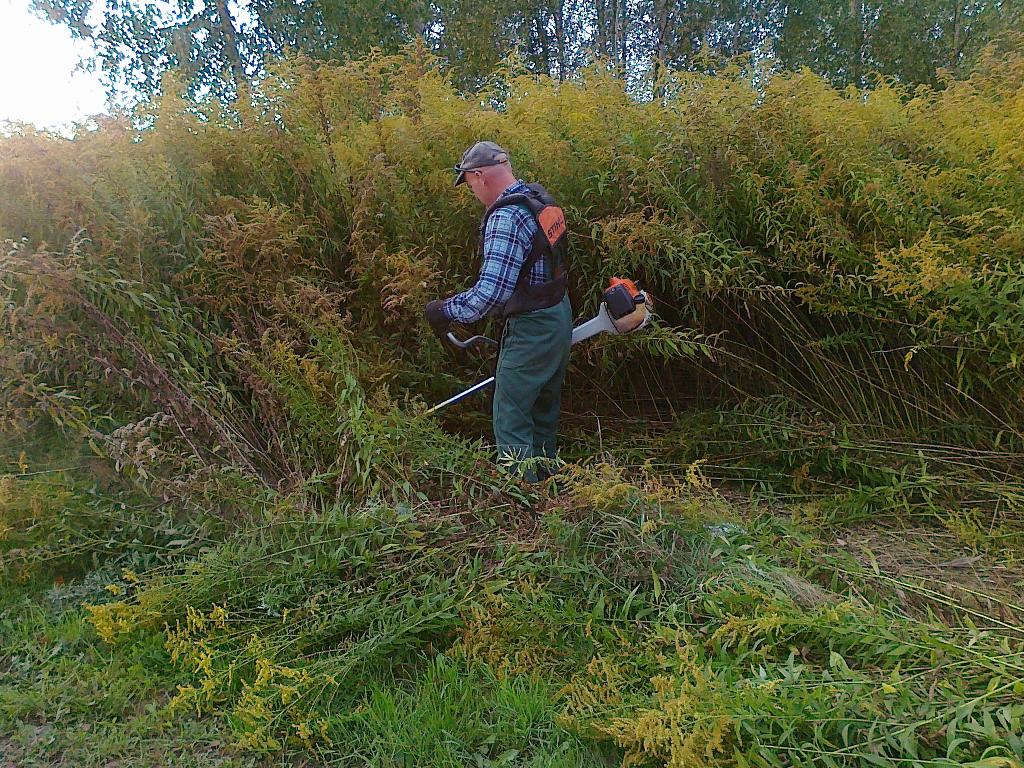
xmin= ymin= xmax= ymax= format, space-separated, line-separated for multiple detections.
xmin=537 ymin=205 xmax=566 ymax=247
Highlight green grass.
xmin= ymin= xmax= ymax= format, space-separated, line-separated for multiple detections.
xmin=3 ymin=43 xmax=1024 ymax=767
xmin=3 ymin=417 xmax=1023 ymax=767
xmin=0 ymin=575 xmax=257 ymax=767
xmin=0 ymin=587 xmax=606 ymax=768
xmin=322 ymin=655 xmax=615 ymax=767
xmin=4 ymin=457 xmax=1022 ymax=767
xmin=0 ymin=568 xmax=610 ymax=767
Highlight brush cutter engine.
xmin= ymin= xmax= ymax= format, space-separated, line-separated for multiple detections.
xmin=571 ymin=277 xmax=651 ymax=342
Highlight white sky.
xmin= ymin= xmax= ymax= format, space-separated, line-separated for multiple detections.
xmin=0 ymin=0 xmax=108 ymax=129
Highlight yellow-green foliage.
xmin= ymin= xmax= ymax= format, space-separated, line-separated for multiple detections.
xmin=3 ymin=43 xmax=1024 ymax=768
xmin=63 ymin=466 xmax=1017 ymax=766
xmin=3 ymin=43 xmax=1024 ymax=455
xmin=560 ymin=632 xmax=733 ymax=768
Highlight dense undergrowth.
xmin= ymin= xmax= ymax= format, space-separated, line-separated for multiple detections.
xmin=2 ymin=40 xmax=1024 ymax=766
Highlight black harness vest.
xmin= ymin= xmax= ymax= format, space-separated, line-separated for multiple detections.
xmin=479 ymin=182 xmax=569 ymax=317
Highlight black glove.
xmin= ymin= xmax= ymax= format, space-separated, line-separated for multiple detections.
xmin=424 ymin=299 xmax=451 ymax=340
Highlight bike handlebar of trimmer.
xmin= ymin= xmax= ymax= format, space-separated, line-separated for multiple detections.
xmin=445 ymin=332 xmax=499 ymax=350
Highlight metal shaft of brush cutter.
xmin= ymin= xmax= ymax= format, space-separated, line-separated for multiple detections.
xmin=427 ymin=291 xmax=651 ymax=415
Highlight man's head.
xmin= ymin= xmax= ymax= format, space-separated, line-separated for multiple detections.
xmin=454 ymin=140 xmax=517 ymax=206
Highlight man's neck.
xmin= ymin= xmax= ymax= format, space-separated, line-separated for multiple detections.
xmin=488 ymin=179 xmax=522 ymax=206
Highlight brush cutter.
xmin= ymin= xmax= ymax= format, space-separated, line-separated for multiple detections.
xmin=428 ymin=277 xmax=652 ymax=414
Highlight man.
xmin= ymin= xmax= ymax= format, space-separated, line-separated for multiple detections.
xmin=424 ymin=141 xmax=572 ymax=482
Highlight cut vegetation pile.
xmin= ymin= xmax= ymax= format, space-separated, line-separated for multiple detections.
xmin=2 ymin=43 xmax=1023 ymax=767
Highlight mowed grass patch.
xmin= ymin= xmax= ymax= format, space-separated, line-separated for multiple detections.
xmin=0 ymin=575 xmax=263 ymax=767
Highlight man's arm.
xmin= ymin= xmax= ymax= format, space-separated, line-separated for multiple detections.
xmin=441 ymin=207 xmax=534 ymax=325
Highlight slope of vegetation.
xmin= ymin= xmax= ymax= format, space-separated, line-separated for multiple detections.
xmin=2 ymin=43 xmax=1023 ymax=766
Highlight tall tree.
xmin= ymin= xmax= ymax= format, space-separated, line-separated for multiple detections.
xmin=33 ymin=0 xmax=1022 ymax=105
xmin=772 ymin=0 xmax=1016 ymax=88
xmin=31 ymin=0 xmax=424 ymax=103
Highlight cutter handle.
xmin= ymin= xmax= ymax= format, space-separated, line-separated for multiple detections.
xmin=446 ymin=331 xmax=499 ymax=350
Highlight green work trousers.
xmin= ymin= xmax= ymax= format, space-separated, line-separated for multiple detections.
xmin=492 ymin=294 xmax=572 ymax=482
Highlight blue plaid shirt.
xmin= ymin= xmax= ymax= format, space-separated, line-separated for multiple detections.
xmin=442 ymin=180 xmax=550 ymax=324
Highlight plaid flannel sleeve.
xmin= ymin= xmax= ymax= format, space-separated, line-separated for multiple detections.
xmin=442 ymin=206 xmax=535 ymax=324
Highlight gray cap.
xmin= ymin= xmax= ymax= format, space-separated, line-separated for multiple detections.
xmin=453 ymin=141 xmax=509 ymax=186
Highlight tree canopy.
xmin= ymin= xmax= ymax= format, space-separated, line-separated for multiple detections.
xmin=33 ymin=0 xmax=1022 ymax=105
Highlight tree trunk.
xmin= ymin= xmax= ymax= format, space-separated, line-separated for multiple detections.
xmin=849 ymin=0 xmax=864 ymax=88
xmin=410 ymin=0 xmax=430 ymax=39
xmin=535 ymin=14 xmax=552 ymax=76
xmin=951 ymin=1 xmax=962 ymax=67
xmin=554 ymin=0 xmax=566 ymax=80
xmin=619 ymin=3 xmax=628 ymax=66
xmin=595 ymin=0 xmax=609 ymax=57
xmin=608 ymin=0 xmax=619 ymax=61
xmin=652 ymin=0 xmax=670 ymax=97
xmin=213 ymin=0 xmax=245 ymax=98
xmin=614 ymin=0 xmax=626 ymax=65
